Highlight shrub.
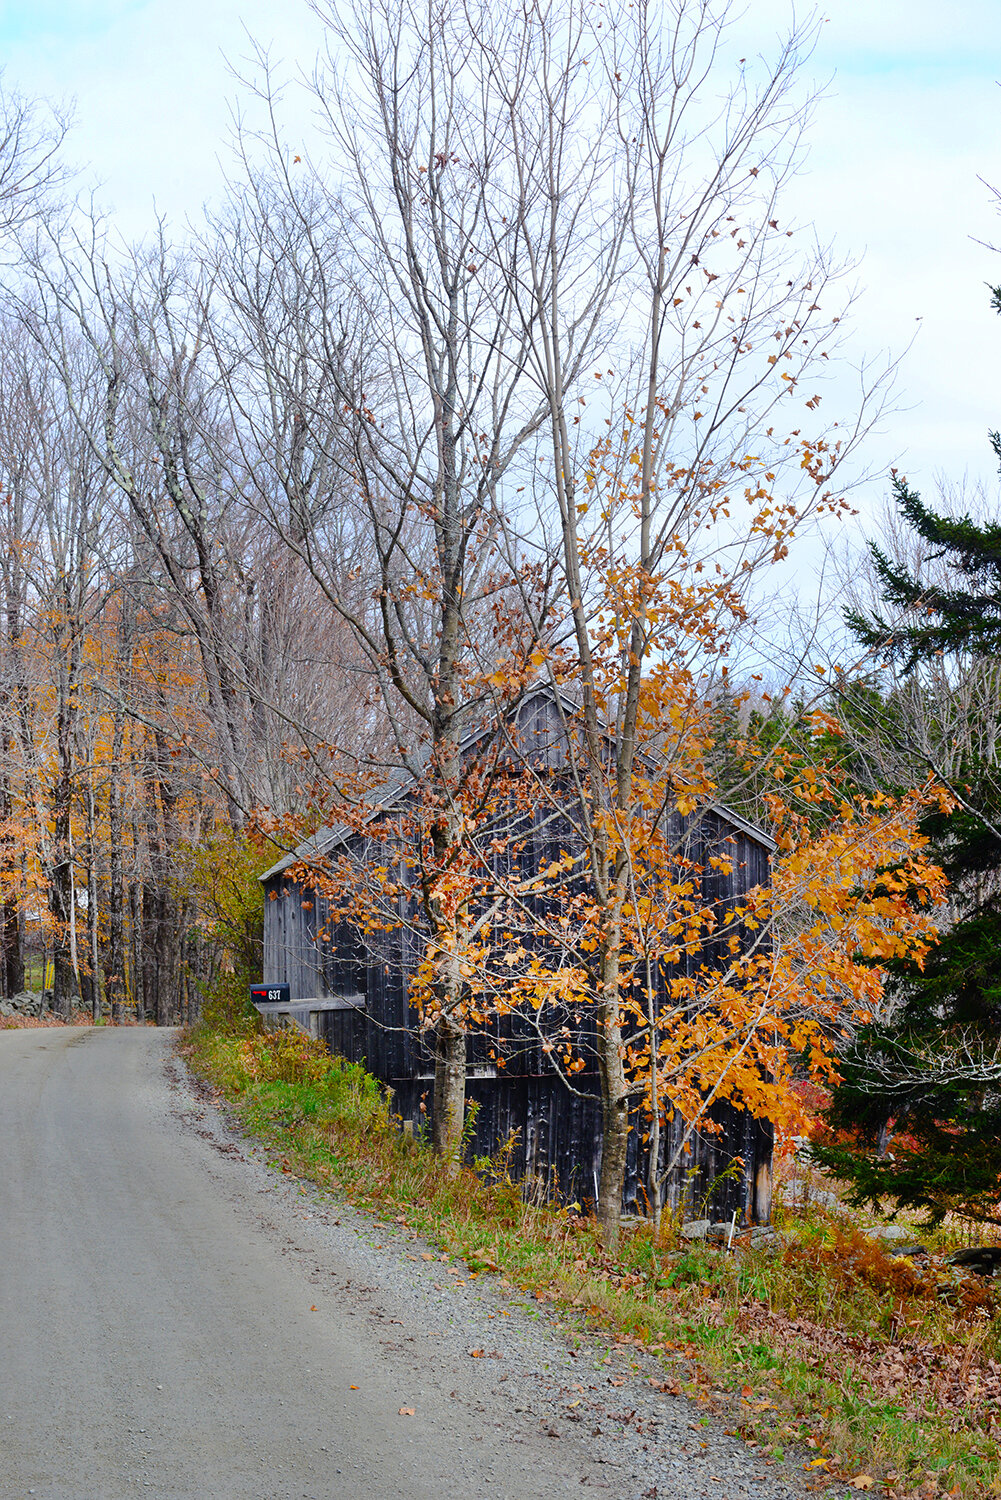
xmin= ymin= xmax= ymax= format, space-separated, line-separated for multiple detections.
xmin=237 ymin=1025 xmax=332 ymax=1087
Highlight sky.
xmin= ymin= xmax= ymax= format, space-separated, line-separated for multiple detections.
xmin=0 ymin=0 xmax=999 ymax=542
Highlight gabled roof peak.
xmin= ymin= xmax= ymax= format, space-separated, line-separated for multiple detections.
xmin=260 ymin=682 xmax=775 ymax=883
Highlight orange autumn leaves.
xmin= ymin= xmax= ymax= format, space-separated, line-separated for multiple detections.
xmin=647 ymin=785 xmax=946 ymax=1139
xmin=285 ymin=439 xmax=949 ymax=1156
xmin=294 ymin=686 xmax=946 ymax=1148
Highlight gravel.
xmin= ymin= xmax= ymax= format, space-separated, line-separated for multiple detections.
xmin=171 ymin=1044 xmax=834 ymax=1500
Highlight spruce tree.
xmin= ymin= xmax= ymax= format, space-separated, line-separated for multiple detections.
xmin=814 ymin=356 xmax=1001 ymax=1229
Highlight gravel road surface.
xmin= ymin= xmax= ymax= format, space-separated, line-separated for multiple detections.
xmin=0 ymin=1026 xmax=824 ymax=1500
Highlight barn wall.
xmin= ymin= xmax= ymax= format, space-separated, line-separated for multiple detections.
xmin=380 ymin=1071 xmax=771 ymax=1222
xmin=262 ymin=766 xmax=777 ymax=1222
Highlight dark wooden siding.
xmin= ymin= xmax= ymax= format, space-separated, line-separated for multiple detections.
xmin=262 ymin=775 xmax=775 ymax=1221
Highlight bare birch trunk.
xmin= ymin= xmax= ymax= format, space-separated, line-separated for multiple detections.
xmin=130 ymin=809 xmax=145 ymax=1022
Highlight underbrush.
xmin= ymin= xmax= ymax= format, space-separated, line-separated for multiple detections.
xmin=184 ymin=1016 xmax=1001 ymax=1500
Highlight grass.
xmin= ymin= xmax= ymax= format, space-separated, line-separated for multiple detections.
xmin=184 ymin=1012 xmax=1001 ymax=1500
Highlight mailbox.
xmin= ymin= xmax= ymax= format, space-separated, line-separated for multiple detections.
xmin=250 ymin=983 xmax=290 ymax=1006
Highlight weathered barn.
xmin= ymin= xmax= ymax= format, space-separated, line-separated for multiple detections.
xmin=259 ymin=687 xmax=776 ymax=1224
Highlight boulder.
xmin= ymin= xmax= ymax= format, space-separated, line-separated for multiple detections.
xmin=680 ymin=1217 xmax=780 ymax=1249
xmin=748 ymin=1224 xmax=778 ymax=1241
xmin=875 ymin=1224 xmax=916 ymax=1243
xmin=871 ymin=1224 xmax=926 ymax=1257
xmin=738 ymin=1224 xmax=780 ymax=1253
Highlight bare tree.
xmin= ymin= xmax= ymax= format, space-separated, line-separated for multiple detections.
xmin=0 ymin=85 xmax=70 ymax=997
xmin=207 ymin=0 xmax=887 ymax=1216
xmin=0 ymin=79 xmax=70 ymax=247
xmin=213 ymin=0 xmax=618 ymax=1162
xmin=0 ymin=316 xmax=114 ymax=1015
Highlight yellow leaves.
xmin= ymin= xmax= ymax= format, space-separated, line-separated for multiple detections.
xmin=603 ymin=770 xmax=948 ymax=1141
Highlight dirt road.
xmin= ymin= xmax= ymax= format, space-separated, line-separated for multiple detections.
xmin=0 ymin=1026 xmax=597 ymax=1499
xmin=0 ymin=1026 xmax=813 ymax=1500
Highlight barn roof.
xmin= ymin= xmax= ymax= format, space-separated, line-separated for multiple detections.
xmin=259 ymin=684 xmax=776 ymax=884
xmin=259 ymin=770 xmax=413 ymax=882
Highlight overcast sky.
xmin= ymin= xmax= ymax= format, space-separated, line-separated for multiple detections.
xmin=1 ymin=0 xmax=999 ymax=539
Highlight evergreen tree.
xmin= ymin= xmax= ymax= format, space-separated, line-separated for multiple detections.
xmin=814 ymin=390 xmax=1001 ymax=1227
xmin=847 ymin=471 xmax=1001 ymax=666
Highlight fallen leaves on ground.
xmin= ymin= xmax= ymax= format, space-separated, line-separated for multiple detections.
xmin=729 ymin=1300 xmax=1001 ymax=1438
xmin=0 ymin=1010 xmax=97 ymax=1029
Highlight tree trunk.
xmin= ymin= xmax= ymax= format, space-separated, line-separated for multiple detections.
xmin=596 ymin=956 xmax=630 ymax=1245
xmin=106 ymin=711 xmax=125 ymax=1023
xmin=2 ymin=898 xmax=24 ymax=999
xmin=646 ymin=960 xmax=663 ymax=1237
xmin=50 ymin=845 xmax=76 ymax=1021
xmin=0 ymin=754 xmax=24 ymax=999
xmin=432 ymin=1011 xmax=467 ymax=1166
xmin=130 ymin=808 xmax=145 ymax=1022
xmin=50 ymin=616 xmax=81 ymax=1021
xmin=149 ymin=730 xmax=181 ymax=1027
xmin=87 ymin=827 xmax=101 ymax=1023
xmin=141 ymin=879 xmax=162 ymax=1028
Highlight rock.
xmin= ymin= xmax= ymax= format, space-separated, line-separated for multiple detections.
xmin=9 ymin=990 xmax=43 ymax=1016
xmin=945 ymin=1246 xmax=1001 ymax=1278
xmin=742 ymin=1225 xmax=780 ymax=1253
xmin=705 ymin=1220 xmax=750 ymax=1247
xmin=679 ymin=1219 xmax=712 ymax=1241
xmin=871 ymin=1225 xmax=927 ymax=1257
xmin=680 ymin=1217 xmax=780 ymax=1249
xmin=706 ymin=1220 xmax=733 ymax=1242
xmin=777 ymin=1181 xmax=843 ymax=1211
xmin=875 ymin=1224 xmax=916 ymax=1243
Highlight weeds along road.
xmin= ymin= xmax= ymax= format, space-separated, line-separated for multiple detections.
xmin=0 ymin=1026 xmax=590 ymax=1500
